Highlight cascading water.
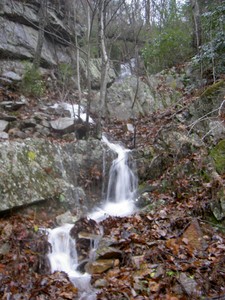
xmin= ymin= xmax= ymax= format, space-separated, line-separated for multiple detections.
xmin=89 ymin=135 xmax=137 ymax=221
xmin=47 ymin=224 xmax=95 ymax=299
xmin=104 ymin=135 xmax=137 ymax=203
xmin=47 ymin=135 xmax=138 ymax=298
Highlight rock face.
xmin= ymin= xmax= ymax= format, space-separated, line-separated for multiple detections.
xmin=80 ymin=58 xmax=116 ymax=90
xmin=0 ymin=1 xmax=117 ymax=90
xmin=187 ymin=80 xmax=225 ymax=142
xmin=106 ymin=76 xmax=155 ymax=119
xmin=0 ymin=138 xmax=104 ymax=212
xmin=91 ymin=76 xmax=155 ymax=119
xmin=91 ymin=64 xmax=200 ymax=120
xmin=0 ymin=0 xmax=85 ymax=67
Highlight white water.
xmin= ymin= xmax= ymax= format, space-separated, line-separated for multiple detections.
xmin=118 ymin=58 xmax=136 ymax=80
xmin=88 ymin=135 xmax=137 ymax=222
xmin=51 ymin=102 xmax=94 ymax=124
xmin=47 ymin=224 xmax=95 ymax=299
xmin=47 ymin=135 xmax=137 ymax=297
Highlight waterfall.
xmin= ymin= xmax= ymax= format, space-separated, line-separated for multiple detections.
xmin=118 ymin=58 xmax=136 ymax=80
xmin=103 ymin=135 xmax=137 ymax=203
xmin=47 ymin=225 xmax=95 ymax=299
xmin=47 ymin=135 xmax=137 ymax=298
xmin=88 ymin=135 xmax=137 ymax=221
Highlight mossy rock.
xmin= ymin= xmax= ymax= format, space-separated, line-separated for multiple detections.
xmin=200 ymin=80 xmax=225 ymax=98
xmin=188 ymin=80 xmax=225 ymax=127
xmin=210 ymin=139 xmax=225 ymax=174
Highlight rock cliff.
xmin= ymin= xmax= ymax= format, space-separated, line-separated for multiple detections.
xmin=0 ymin=0 xmax=85 ymax=68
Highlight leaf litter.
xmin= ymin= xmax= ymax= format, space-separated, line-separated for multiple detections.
xmin=0 ymin=90 xmax=225 ymax=298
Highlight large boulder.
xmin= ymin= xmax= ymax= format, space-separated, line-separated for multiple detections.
xmin=187 ymin=80 xmax=225 ymax=142
xmin=91 ymin=63 xmax=197 ymax=120
xmin=0 ymin=138 xmax=104 ymax=212
xmin=92 ymin=76 xmax=155 ymax=120
xmin=80 ymin=58 xmax=116 ymax=90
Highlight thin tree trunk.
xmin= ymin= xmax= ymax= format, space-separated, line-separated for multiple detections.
xmin=86 ymin=4 xmax=92 ymax=128
xmin=33 ymin=0 xmax=47 ymax=69
xmin=145 ymin=0 xmax=151 ymax=30
xmin=191 ymin=0 xmax=202 ymax=50
xmin=96 ymin=0 xmax=109 ymax=138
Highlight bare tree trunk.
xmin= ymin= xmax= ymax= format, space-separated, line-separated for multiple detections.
xmin=72 ymin=1 xmax=82 ymax=118
xmin=86 ymin=4 xmax=92 ymax=128
xmin=145 ymin=0 xmax=151 ymax=30
xmin=191 ymin=0 xmax=202 ymax=50
xmin=96 ymin=0 xmax=109 ymax=138
xmin=33 ymin=0 xmax=47 ymax=69
xmin=210 ymin=24 xmax=216 ymax=83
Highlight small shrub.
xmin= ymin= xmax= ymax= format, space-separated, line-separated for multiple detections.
xmin=192 ymin=4 xmax=225 ymax=81
xmin=21 ymin=65 xmax=45 ymax=97
xmin=57 ymin=63 xmax=73 ymax=86
xmin=142 ymin=25 xmax=192 ymax=74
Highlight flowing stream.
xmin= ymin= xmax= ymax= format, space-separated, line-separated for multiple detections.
xmin=89 ymin=135 xmax=137 ymax=221
xmin=47 ymin=135 xmax=137 ymax=298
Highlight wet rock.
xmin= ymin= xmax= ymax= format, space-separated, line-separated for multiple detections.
xmin=50 ymin=117 xmax=75 ymax=133
xmin=55 ymin=211 xmax=78 ymax=226
xmin=70 ymin=217 xmax=102 ymax=260
xmin=0 ymin=100 xmax=26 ymax=111
xmin=2 ymin=71 xmax=21 ymax=81
xmin=93 ymin=278 xmax=108 ymax=288
xmin=135 ymin=192 xmax=152 ymax=208
xmin=0 ymin=120 xmax=9 ymax=131
xmin=96 ymin=246 xmax=122 ymax=260
xmin=0 ymin=113 xmax=17 ymax=122
xmin=77 ymin=232 xmax=101 ymax=240
xmin=0 ymin=132 xmax=8 ymax=139
xmin=85 ymin=258 xmax=119 ymax=274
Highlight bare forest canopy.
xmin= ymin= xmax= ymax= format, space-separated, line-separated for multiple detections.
xmin=1 ymin=0 xmax=224 ymax=74
xmin=0 ymin=0 xmax=224 ymax=134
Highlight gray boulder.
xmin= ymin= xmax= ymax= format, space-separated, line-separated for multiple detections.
xmin=92 ymin=76 xmax=155 ymax=120
xmin=50 ymin=117 xmax=75 ymax=133
xmin=0 ymin=120 xmax=9 ymax=132
xmin=80 ymin=58 xmax=116 ymax=89
xmin=0 ymin=138 xmax=104 ymax=212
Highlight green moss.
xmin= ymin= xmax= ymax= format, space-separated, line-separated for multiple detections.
xmin=200 ymin=80 xmax=225 ymax=98
xmin=27 ymin=151 xmax=36 ymax=161
xmin=210 ymin=139 xmax=225 ymax=174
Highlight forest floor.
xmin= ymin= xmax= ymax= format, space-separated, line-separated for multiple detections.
xmin=0 ymin=82 xmax=225 ymax=299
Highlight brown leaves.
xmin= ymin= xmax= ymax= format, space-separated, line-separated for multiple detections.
xmin=0 ymin=213 xmax=79 ymax=300
xmin=95 ymin=207 xmax=225 ymax=299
